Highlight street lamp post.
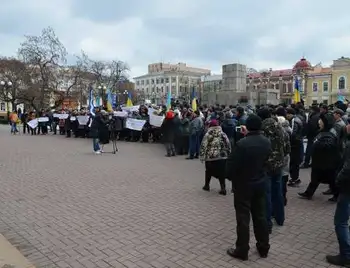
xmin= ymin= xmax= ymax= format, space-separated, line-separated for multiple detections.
xmin=0 ymin=80 xmax=13 ymax=115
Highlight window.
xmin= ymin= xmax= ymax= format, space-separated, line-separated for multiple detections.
xmin=141 ymin=80 xmax=144 ymax=85
xmin=0 ymin=103 xmax=5 ymax=111
xmin=323 ymin=100 xmax=328 ymax=105
xmin=282 ymin=83 xmax=287 ymax=93
xmin=156 ymin=79 xmax=159 ymax=84
xmin=312 ymin=82 xmax=318 ymax=92
xmin=161 ymin=78 xmax=164 ymax=83
xmin=287 ymin=83 xmax=292 ymax=93
xmin=146 ymin=80 xmax=149 ymax=85
xmin=275 ymin=83 xmax=279 ymax=90
xmin=165 ymin=78 xmax=169 ymax=83
xmin=136 ymin=81 xmax=140 ymax=86
xmin=323 ymin=81 xmax=329 ymax=92
xmin=339 ymin=77 xmax=346 ymax=90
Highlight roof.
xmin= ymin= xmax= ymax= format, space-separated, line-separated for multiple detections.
xmin=247 ymin=69 xmax=293 ymax=79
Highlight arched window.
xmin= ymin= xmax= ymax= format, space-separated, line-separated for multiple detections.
xmin=339 ymin=77 xmax=346 ymax=90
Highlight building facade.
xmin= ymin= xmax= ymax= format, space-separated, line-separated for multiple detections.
xmin=134 ymin=62 xmax=211 ymax=104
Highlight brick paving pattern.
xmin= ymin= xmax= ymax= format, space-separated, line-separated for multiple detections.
xmin=0 ymin=125 xmax=341 ymax=267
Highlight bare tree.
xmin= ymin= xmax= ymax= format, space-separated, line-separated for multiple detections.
xmin=18 ymin=27 xmax=67 ymax=110
xmin=80 ymin=51 xmax=129 ymax=103
xmin=0 ymin=57 xmax=32 ymax=109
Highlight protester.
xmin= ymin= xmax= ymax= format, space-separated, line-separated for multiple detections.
xmin=257 ymin=107 xmax=286 ymax=233
xmin=286 ymin=108 xmax=303 ymax=187
xmin=326 ymin=123 xmax=350 ymax=267
xmin=298 ymin=113 xmax=341 ymax=201
xmin=161 ymin=110 xmax=176 ymax=157
xmin=226 ymin=114 xmax=272 ymax=261
xmin=200 ymin=119 xmax=231 ymax=195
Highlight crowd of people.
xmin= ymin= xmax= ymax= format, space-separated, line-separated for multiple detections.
xmin=7 ymin=100 xmax=350 ymax=267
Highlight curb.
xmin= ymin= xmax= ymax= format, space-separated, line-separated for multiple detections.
xmin=0 ymin=234 xmax=35 ymax=268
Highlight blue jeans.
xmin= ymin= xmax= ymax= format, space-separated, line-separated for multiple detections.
xmin=335 ymin=194 xmax=350 ymax=260
xmin=11 ymin=122 xmax=18 ymax=133
xmin=93 ymin=138 xmax=100 ymax=152
xmin=265 ymin=171 xmax=285 ymax=229
xmin=189 ymin=133 xmax=199 ymax=158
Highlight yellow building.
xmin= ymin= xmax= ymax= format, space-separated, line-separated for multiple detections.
xmin=305 ymin=56 xmax=350 ymax=106
xmin=330 ymin=56 xmax=350 ymax=103
xmin=306 ymin=67 xmax=332 ymax=106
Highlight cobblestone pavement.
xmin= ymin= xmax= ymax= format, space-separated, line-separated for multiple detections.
xmin=0 ymin=125 xmax=341 ymax=268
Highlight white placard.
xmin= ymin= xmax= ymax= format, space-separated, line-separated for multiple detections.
xmin=70 ymin=116 xmax=76 ymax=121
xmin=150 ymin=114 xmax=164 ymax=127
xmin=125 ymin=118 xmax=146 ymax=131
xmin=38 ymin=117 xmax=49 ymax=122
xmin=77 ymin=115 xmax=89 ymax=125
xmin=27 ymin=119 xmax=38 ymax=129
xmin=54 ymin=113 xmax=69 ymax=119
xmin=148 ymin=108 xmax=155 ymax=115
xmin=114 ymin=111 xmax=128 ymax=117
xmin=122 ymin=105 xmax=139 ymax=112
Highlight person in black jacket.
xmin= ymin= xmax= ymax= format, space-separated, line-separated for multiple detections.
xmin=226 ymin=114 xmax=272 ymax=261
xmin=161 ymin=110 xmax=176 ymax=157
xmin=326 ymin=124 xmax=350 ymax=267
xmin=302 ymin=105 xmax=320 ymax=168
xmin=298 ymin=113 xmax=340 ymax=201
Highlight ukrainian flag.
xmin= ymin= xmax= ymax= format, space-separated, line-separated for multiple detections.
xmin=293 ymin=78 xmax=301 ymax=103
xmin=166 ymin=88 xmax=171 ymax=110
xmin=191 ymin=87 xmax=197 ymax=111
xmin=106 ymin=89 xmax=113 ymax=112
xmin=126 ymin=91 xmax=133 ymax=107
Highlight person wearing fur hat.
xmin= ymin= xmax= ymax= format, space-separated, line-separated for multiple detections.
xmin=199 ymin=119 xmax=231 ymax=195
xmin=298 ymin=113 xmax=341 ymax=201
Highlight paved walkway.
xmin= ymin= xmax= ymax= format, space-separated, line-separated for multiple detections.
xmin=0 ymin=125 xmax=340 ymax=268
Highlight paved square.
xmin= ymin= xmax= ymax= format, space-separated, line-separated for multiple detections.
xmin=0 ymin=125 xmax=341 ymax=267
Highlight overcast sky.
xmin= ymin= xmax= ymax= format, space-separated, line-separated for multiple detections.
xmin=1 ymin=0 xmax=349 ymax=78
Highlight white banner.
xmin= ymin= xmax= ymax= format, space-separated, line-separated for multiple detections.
xmin=77 ymin=115 xmax=89 ymax=125
xmin=126 ymin=118 xmax=146 ymax=131
xmin=149 ymin=114 xmax=164 ymax=127
xmin=122 ymin=105 xmax=139 ymax=112
xmin=27 ymin=119 xmax=38 ymax=129
xmin=38 ymin=117 xmax=49 ymax=122
xmin=70 ymin=116 xmax=76 ymax=121
xmin=53 ymin=113 xmax=69 ymax=120
xmin=148 ymin=108 xmax=155 ymax=115
xmin=113 ymin=111 xmax=128 ymax=117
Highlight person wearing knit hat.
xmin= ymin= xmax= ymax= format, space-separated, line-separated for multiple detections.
xmin=226 ymin=113 xmax=272 ymax=261
xmin=298 ymin=112 xmax=341 ymax=203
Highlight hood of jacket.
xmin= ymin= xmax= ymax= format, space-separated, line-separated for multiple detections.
xmin=207 ymin=126 xmax=222 ymax=137
xmin=262 ymin=117 xmax=279 ymax=135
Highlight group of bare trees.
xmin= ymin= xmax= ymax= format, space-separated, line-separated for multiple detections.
xmin=0 ymin=27 xmax=129 ymax=111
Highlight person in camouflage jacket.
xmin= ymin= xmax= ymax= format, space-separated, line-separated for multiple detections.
xmin=258 ymin=107 xmax=286 ymax=234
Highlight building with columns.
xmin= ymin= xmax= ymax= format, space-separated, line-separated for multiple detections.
xmin=133 ymin=62 xmax=211 ymax=104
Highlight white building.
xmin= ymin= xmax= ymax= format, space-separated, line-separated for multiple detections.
xmin=134 ymin=62 xmax=210 ymax=104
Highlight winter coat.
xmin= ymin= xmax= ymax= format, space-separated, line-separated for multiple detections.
xmin=189 ymin=117 xmax=203 ymax=136
xmin=279 ymin=118 xmax=292 ymax=176
xmin=199 ymin=126 xmax=231 ymax=162
xmin=261 ymin=117 xmax=285 ymax=174
xmin=337 ymin=139 xmax=350 ymax=195
xmin=161 ymin=117 xmax=176 ymax=143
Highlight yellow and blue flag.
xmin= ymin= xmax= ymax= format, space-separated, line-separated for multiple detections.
xmin=106 ymin=89 xmax=113 ymax=112
xmin=191 ymin=87 xmax=197 ymax=111
xmin=126 ymin=91 xmax=133 ymax=107
xmin=293 ymin=78 xmax=301 ymax=103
